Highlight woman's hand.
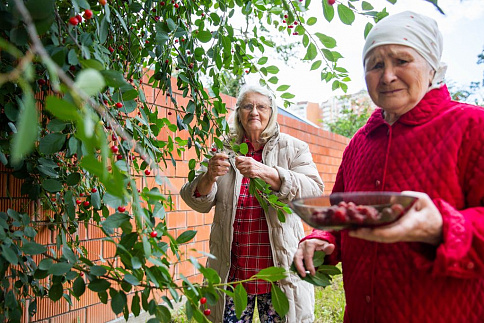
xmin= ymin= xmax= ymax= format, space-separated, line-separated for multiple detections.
xmin=235 ymin=156 xmax=281 ymax=191
xmin=196 ymin=153 xmax=230 ymax=195
xmin=349 ymin=191 xmax=443 ymax=245
xmin=293 ymin=239 xmax=335 ymax=277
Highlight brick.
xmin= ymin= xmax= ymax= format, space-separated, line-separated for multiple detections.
xmin=85 ymin=302 xmax=117 ymax=323
xmin=186 ymin=210 xmax=204 ymax=227
xmin=166 ymin=211 xmax=187 ymax=229
xmin=31 ymin=296 xmax=69 ymax=320
xmin=50 ymin=308 xmax=86 ymax=323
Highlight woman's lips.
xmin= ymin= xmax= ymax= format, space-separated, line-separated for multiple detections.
xmin=380 ymin=89 xmax=403 ymax=94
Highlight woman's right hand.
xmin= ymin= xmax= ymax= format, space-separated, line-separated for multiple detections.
xmin=205 ymin=152 xmax=230 ymax=182
xmin=293 ymin=239 xmax=335 ymax=277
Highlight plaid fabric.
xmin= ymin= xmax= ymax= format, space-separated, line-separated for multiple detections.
xmin=228 ymin=139 xmax=274 ymax=295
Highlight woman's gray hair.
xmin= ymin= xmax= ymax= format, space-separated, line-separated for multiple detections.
xmin=231 ymin=84 xmax=279 ymax=144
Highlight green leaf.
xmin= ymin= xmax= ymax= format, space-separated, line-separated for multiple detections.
xmin=267 ymin=76 xmax=278 ymax=84
xmin=166 ymin=18 xmax=177 ymax=31
xmin=41 ymin=179 xmax=63 ymax=193
xmin=276 ymin=85 xmax=290 ymax=91
xmin=124 ymin=274 xmax=140 ymax=286
xmin=315 ymin=33 xmax=336 ymax=49
xmin=39 ymin=133 xmax=66 ymax=155
xmin=265 ymin=65 xmax=279 ymax=74
xmin=80 ymin=59 xmax=104 ymax=71
xmin=337 ymin=4 xmax=355 ymax=25
xmin=317 ymin=265 xmax=342 ymax=275
xmin=100 ymin=70 xmax=128 ymax=88
xmin=364 ymin=22 xmax=373 ymax=39
xmin=322 ymin=0 xmax=335 ymax=22
xmin=90 ymin=265 xmax=107 ymax=276
xmin=22 ymin=241 xmax=47 ymax=255
xmin=111 ymin=290 xmax=126 ymax=314
xmin=234 ymin=284 xmax=247 ymax=319
xmin=310 ymin=60 xmax=322 ymax=71
xmin=45 ymin=96 xmax=80 ymax=122
xmin=239 ymin=143 xmax=248 ymax=155
xmin=257 ymin=57 xmax=268 ymax=65
xmin=11 ymin=90 xmax=38 ymax=164
xmin=102 ymin=213 xmax=130 ymax=231
xmin=362 ymin=1 xmax=374 ymax=10
xmin=280 ymin=93 xmax=295 ymax=99
xmin=155 ymin=305 xmax=171 ymax=322
xmin=1 ymin=245 xmax=18 ymax=265
xmin=303 ymin=43 xmax=317 ymax=61
xmin=49 ymin=262 xmax=73 ymax=276
xmin=196 ymin=30 xmax=212 ymax=43
xmin=73 ymin=276 xmax=86 ymax=297
xmin=66 ymin=172 xmax=81 ymax=186
xmin=313 ymin=250 xmax=326 ymax=267
xmin=132 ymin=293 xmax=141 ymax=316
xmin=271 ymin=284 xmax=289 ymax=317
xmin=49 ymin=283 xmax=64 ymax=301
xmin=253 ymin=267 xmax=287 ymax=282
xmin=307 ymin=17 xmax=317 ymax=26
xmin=75 ymin=69 xmax=105 ymax=96
xmin=176 ymin=230 xmax=197 ymax=244
xmin=88 ymin=279 xmax=111 ymax=292
xmin=332 ymin=80 xmax=340 ymax=91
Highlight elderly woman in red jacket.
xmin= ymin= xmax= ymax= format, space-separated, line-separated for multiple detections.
xmin=294 ymin=11 xmax=484 ymax=323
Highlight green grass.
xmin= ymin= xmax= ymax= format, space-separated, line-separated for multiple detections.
xmin=171 ymin=269 xmax=346 ymax=323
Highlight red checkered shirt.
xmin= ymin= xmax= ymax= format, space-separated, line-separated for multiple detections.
xmin=228 ymin=139 xmax=274 ymax=295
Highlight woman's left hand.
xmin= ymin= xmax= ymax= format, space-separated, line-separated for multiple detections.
xmin=348 ymin=191 xmax=443 ymax=246
xmin=235 ymin=156 xmax=281 ymax=191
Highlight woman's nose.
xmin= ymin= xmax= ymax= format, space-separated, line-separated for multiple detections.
xmin=381 ymin=66 xmax=397 ymax=84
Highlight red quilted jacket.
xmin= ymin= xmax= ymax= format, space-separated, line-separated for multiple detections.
xmin=304 ymin=86 xmax=484 ymax=323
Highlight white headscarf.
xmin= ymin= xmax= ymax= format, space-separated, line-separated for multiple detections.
xmin=362 ymin=11 xmax=447 ymax=91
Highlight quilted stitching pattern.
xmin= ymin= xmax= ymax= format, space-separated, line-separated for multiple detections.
xmin=306 ymin=86 xmax=484 ymax=323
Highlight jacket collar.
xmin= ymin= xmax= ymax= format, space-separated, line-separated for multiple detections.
xmin=362 ymin=85 xmax=452 ymax=136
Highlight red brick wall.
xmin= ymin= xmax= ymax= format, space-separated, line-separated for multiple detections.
xmin=0 ymin=78 xmax=349 ymax=322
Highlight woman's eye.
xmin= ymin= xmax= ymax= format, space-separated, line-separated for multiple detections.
xmin=398 ymin=59 xmax=408 ymax=65
xmin=372 ymin=62 xmax=383 ymax=70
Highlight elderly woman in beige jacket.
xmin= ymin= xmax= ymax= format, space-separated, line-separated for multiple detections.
xmin=181 ymin=84 xmax=323 ymax=322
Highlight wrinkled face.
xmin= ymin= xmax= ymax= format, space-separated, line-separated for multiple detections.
xmin=238 ymin=92 xmax=272 ymax=136
xmin=364 ymin=44 xmax=434 ymax=116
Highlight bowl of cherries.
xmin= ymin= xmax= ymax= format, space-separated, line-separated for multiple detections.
xmin=289 ymin=192 xmax=418 ymax=231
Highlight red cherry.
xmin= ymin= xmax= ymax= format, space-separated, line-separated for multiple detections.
xmin=165 ymin=59 xmax=169 ymax=64
xmin=200 ymin=297 xmax=207 ymax=304
xmin=69 ymin=17 xmax=79 ymax=26
xmin=211 ymin=148 xmax=217 ymax=152
xmin=51 ymin=197 xmax=56 ymax=202
xmin=118 ymin=206 xmax=126 ymax=212
xmin=188 ymin=63 xmax=194 ymax=69
xmin=84 ymin=9 xmax=93 ymax=19
xmin=294 ymin=21 xmax=298 ymax=25
xmin=80 ymin=272 xmax=84 ymax=277
xmin=160 ymin=1 xmax=165 ymax=5
xmin=154 ymin=16 xmax=160 ymax=21
xmin=91 ymin=188 xmax=97 ymax=193
xmin=167 ymin=111 xmax=172 ymax=115
xmin=201 ymin=13 xmax=205 ymax=17
xmin=116 ymin=102 xmax=123 ymax=108
xmin=328 ymin=0 xmax=336 ymax=5
xmin=76 ymin=199 xmax=82 ymax=205
xmin=150 ymin=231 xmax=158 ymax=238
xmin=282 ymin=20 xmax=286 ymax=23
xmin=284 ymin=14 xmax=288 ymax=18
xmin=76 ymin=15 xmax=83 ymax=23
xmin=103 ymin=99 xmax=108 ymax=105
xmin=116 ymin=154 xmax=123 ymax=160
xmin=83 ymin=201 xmax=90 ymax=207
xmin=174 ymin=3 xmax=179 ymax=8
xmin=112 ymin=134 xmax=117 ymax=141
xmin=203 ymin=309 xmax=211 ymax=316
xmin=111 ymin=146 xmax=119 ymax=153
xmin=108 ymin=46 xmax=114 ymax=53
xmin=144 ymin=169 xmax=151 ymax=175
xmin=175 ymin=39 xmax=178 ymax=43
xmin=79 ymin=193 xmax=85 ymax=197
xmin=37 ymin=79 xmax=46 ymax=85
xmin=245 ymin=70 xmax=249 ymax=74
xmin=100 ymin=0 xmax=107 ymax=5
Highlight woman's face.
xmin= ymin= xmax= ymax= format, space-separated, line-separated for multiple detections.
xmin=364 ymin=44 xmax=434 ymax=116
xmin=238 ymin=92 xmax=272 ymax=137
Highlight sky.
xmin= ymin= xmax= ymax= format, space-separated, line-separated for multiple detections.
xmin=247 ymin=0 xmax=484 ymax=104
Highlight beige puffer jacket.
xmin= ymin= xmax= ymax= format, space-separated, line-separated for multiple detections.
xmin=180 ymin=130 xmax=324 ymax=323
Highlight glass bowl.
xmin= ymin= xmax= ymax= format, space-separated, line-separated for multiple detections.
xmin=289 ymin=192 xmax=418 ymax=231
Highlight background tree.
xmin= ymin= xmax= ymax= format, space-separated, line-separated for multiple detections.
xmin=0 ymin=0 xmax=444 ymax=322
